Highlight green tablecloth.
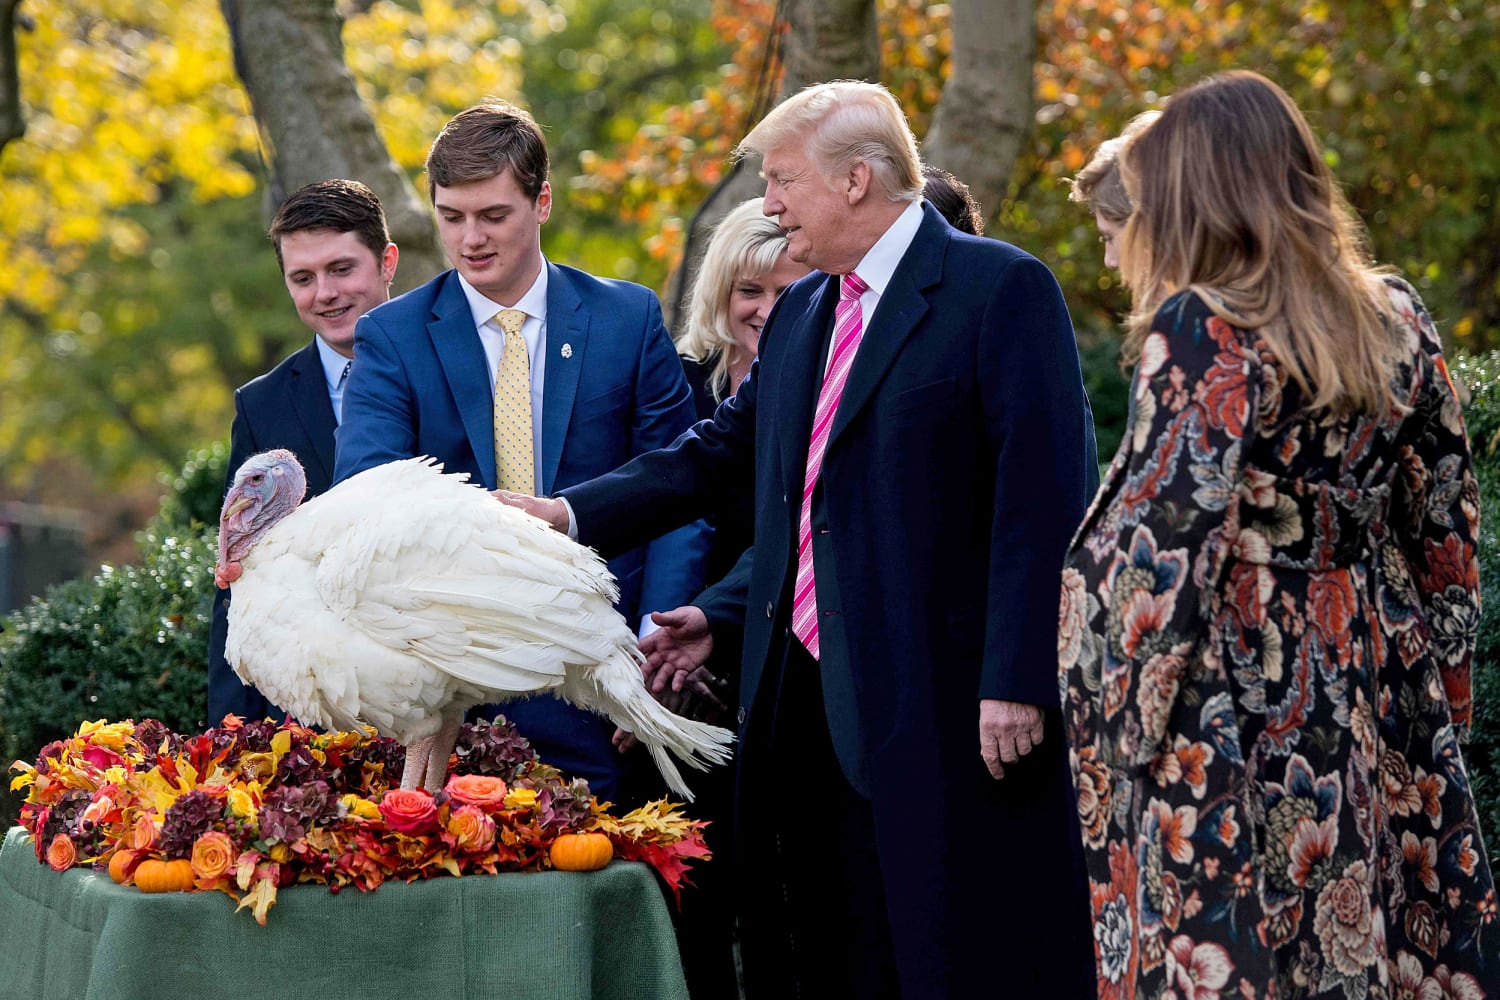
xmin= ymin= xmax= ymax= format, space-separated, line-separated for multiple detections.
xmin=0 ymin=826 xmax=688 ymax=1000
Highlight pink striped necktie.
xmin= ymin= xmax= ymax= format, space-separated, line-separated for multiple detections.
xmin=790 ymin=270 xmax=868 ymax=660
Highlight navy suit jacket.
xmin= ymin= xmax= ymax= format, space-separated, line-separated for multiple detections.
xmin=562 ymin=204 xmax=1097 ymax=995
xmin=333 ymin=263 xmax=708 ymax=799
xmin=208 ymin=340 xmax=336 ymax=726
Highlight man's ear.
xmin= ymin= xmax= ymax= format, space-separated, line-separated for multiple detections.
xmin=535 ymin=180 xmax=553 ymax=225
xmin=845 ymin=161 xmax=873 ymax=206
xmin=380 ymin=243 xmax=399 ymax=284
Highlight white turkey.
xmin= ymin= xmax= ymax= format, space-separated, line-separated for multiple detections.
xmin=213 ymin=449 xmax=733 ymax=799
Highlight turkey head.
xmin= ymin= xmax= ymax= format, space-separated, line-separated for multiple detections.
xmin=215 ymin=449 xmax=307 ymax=589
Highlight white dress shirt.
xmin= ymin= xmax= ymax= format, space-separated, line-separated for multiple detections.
xmin=457 ymin=264 xmax=550 ymax=495
xmin=826 ymin=198 xmax=925 ymax=370
xmin=315 ymin=337 xmax=354 ymax=427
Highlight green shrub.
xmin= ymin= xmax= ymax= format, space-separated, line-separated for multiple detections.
xmin=155 ymin=439 xmax=230 ymax=532
xmin=1080 ymin=332 xmax=1129 ymax=468
xmin=0 ymin=446 xmax=225 ymax=824
xmin=1452 ymin=352 xmax=1500 ymax=841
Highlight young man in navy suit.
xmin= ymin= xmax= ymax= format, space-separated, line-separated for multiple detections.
xmin=208 ymin=179 xmax=399 ymax=726
xmin=507 ymin=82 xmax=1098 ymax=998
xmin=333 ymin=102 xmax=705 ymax=804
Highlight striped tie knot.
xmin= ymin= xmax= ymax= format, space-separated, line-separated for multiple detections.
xmin=840 ymin=271 xmax=868 ymax=301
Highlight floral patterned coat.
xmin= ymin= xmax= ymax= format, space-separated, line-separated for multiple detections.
xmin=1060 ymin=278 xmax=1497 ymax=999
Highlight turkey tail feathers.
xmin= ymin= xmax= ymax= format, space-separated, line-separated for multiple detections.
xmin=573 ymin=654 xmax=735 ymax=802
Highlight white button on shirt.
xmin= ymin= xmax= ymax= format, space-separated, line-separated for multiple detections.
xmin=457 ymin=266 xmax=549 ymax=495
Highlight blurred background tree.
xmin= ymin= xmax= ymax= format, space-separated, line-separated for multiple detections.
xmin=0 ymin=0 xmax=1497 ymax=831
xmin=2 ymin=0 xmax=1495 ymax=539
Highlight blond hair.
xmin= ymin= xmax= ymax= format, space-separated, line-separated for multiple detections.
xmin=1119 ymin=71 xmax=1400 ymax=416
xmin=738 ymin=81 xmax=923 ymax=203
xmin=1069 ymin=110 xmax=1161 ymax=224
xmin=678 ymin=198 xmax=791 ymax=402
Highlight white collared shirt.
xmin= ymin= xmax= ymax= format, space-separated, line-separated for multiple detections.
xmin=829 ymin=198 xmax=924 ymax=371
xmin=457 ymin=264 xmax=550 ymax=494
xmin=314 ymin=337 xmax=354 ymax=426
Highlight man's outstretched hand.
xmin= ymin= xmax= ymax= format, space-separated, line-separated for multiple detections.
xmin=614 ymin=606 xmax=725 ymax=752
xmin=639 ymin=606 xmax=716 ymax=696
xmin=492 ymin=490 xmax=570 ymax=533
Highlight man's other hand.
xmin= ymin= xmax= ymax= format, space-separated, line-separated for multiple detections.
xmin=979 ymin=698 xmax=1044 ymax=780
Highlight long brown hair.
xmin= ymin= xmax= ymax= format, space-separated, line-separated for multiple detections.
xmin=1119 ymin=71 xmax=1400 ymax=416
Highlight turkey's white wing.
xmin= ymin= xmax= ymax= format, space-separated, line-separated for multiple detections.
xmin=227 ymin=540 xmax=467 ymax=741
xmin=290 ymin=457 xmax=638 ymax=699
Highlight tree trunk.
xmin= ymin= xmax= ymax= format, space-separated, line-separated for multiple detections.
xmin=921 ymin=0 xmax=1035 ymax=229
xmin=0 ymin=0 xmax=25 ymax=154
xmin=779 ymin=0 xmax=881 ymax=95
xmin=666 ymin=0 xmax=880 ymax=330
xmin=220 ymin=0 xmax=444 ymax=293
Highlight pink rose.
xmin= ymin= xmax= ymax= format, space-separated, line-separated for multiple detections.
xmin=379 ymin=789 xmax=439 ymax=835
xmin=447 ymin=805 xmax=497 ymax=852
xmin=80 ymin=746 xmax=124 ymax=771
xmin=130 ymin=814 xmax=159 ymax=851
xmin=80 ymin=794 xmax=112 ymax=828
xmin=444 ymin=774 xmax=509 ymax=812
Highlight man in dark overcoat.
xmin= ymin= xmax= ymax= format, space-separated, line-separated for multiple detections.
xmin=510 ymin=81 xmax=1098 ymax=998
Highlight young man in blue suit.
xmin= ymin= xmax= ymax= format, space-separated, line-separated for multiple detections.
xmin=333 ymin=102 xmax=706 ymax=804
xmin=507 ymin=82 xmax=1098 ymax=998
xmin=208 ymin=179 xmax=400 ymax=726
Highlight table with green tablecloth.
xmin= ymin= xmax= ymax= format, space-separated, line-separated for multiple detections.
xmin=0 ymin=826 xmax=688 ymax=1000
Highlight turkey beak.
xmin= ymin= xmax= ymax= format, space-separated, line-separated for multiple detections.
xmin=222 ymin=494 xmax=252 ymax=524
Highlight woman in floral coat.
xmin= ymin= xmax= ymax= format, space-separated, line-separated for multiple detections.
xmin=1061 ymin=71 xmax=1498 ymax=999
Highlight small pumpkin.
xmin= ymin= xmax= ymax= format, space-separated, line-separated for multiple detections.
xmin=549 ymin=832 xmax=613 ymax=872
xmin=107 ymin=848 xmax=143 ymax=885
xmin=133 ymin=858 xmax=195 ymax=893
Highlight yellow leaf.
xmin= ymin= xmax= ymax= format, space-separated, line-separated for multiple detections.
xmin=234 ymin=877 xmax=278 ymax=927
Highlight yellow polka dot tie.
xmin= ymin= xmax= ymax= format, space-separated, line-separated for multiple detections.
xmin=492 ymin=308 xmax=535 ymax=493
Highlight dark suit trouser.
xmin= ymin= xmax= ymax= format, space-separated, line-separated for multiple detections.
xmin=619 ymin=707 xmax=740 ymax=1000
xmin=739 ymin=640 xmax=900 ymax=1000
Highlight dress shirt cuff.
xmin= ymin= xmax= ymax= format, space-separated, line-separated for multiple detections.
xmin=557 ymin=495 xmax=579 ymax=541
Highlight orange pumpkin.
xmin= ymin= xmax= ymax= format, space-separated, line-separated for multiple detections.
xmin=133 ymin=858 xmax=195 ymax=893
xmin=549 ymin=832 xmax=613 ymax=872
xmin=107 ymin=848 xmax=142 ymax=885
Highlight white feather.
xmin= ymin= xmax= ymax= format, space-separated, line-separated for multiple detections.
xmin=224 ymin=456 xmax=732 ymax=798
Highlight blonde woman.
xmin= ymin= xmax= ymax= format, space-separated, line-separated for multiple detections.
xmin=678 ymin=197 xmax=810 ymax=415
xmin=1069 ymin=110 xmax=1159 ymax=269
xmin=645 ymin=196 xmax=806 ymax=1000
xmin=1060 ymin=71 xmax=1497 ymax=996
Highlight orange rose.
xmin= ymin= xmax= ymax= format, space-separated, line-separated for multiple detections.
xmin=191 ymin=831 xmax=237 ymax=881
xmin=447 ymin=805 xmax=497 ymax=852
xmin=444 ymin=774 xmax=509 ymax=812
xmin=130 ymin=814 xmax=159 ymax=851
xmin=379 ymin=789 xmax=439 ymax=834
xmin=46 ymin=833 xmax=77 ymax=872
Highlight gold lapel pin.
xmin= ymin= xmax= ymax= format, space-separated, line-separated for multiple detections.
xmin=560 ymin=343 xmax=573 ymax=359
